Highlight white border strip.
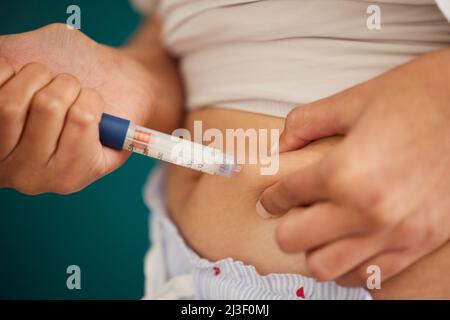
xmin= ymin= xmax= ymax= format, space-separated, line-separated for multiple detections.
xmin=436 ymin=0 xmax=450 ymax=22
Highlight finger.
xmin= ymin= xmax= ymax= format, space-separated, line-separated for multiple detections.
xmin=49 ymin=88 xmax=106 ymax=193
xmin=306 ymin=233 xmax=387 ymax=281
xmin=52 ymin=88 xmax=104 ymax=171
xmin=256 ymin=161 xmax=326 ymax=218
xmin=0 ymin=63 xmax=53 ymax=160
xmin=335 ymin=241 xmax=444 ymax=288
xmin=13 ymin=74 xmax=81 ymax=163
xmin=0 ymin=56 xmax=15 ymax=87
xmin=275 ymin=202 xmax=366 ymax=253
xmin=279 ymin=84 xmax=370 ymax=152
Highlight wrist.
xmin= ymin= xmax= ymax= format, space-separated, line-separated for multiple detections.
xmin=119 ymin=18 xmax=167 ymax=67
xmin=422 ymin=47 xmax=450 ymax=120
xmin=102 ymin=44 xmax=184 ymax=132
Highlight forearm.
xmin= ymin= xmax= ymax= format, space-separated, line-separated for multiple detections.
xmin=121 ymin=18 xmax=184 ymax=132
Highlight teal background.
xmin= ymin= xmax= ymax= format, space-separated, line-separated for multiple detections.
xmin=0 ymin=0 xmax=154 ymax=299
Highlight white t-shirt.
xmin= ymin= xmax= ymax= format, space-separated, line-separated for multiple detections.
xmin=132 ymin=0 xmax=450 ymax=117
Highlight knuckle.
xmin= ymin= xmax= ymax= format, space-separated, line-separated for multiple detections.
xmin=319 ymin=152 xmax=363 ymax=197
xmin=32 ymin=90 xmax=65 ymax=115
xmin=318 ymin=151 xmax=397 ymax=229
xmin=285 ymin=108 xmax=302 ymax=130
xmin=276 ymin=180 xmax=298 ymax=205
xmin=396 ymin=220 xmax=425 ymax=247
xmin=318 ymin=152 xmax=397 ymax=229
xmin=0 ymin=97 xmax=21 ymax=121
xmin=68 ymin=104 xmax=97 ymax=128
xmin=287 ymin=105 xmax=318 ymax=134
xmin=21 ymin=62 xmax=51 ymax=78
xmin=319 ymin=156 xmax=348 ymax=190
xmin=55 ymin=73 xmax=81 ymax=90
xmin=284 ymin=107 xmax=308 ymax=136
xmin=362 ymin=193 xmax=395 ymax=228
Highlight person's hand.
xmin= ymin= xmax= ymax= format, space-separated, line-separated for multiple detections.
xmin=0 ymin=23 xmax=182 ymax=194
xmin=257 ymin=48 xmax=450 ymax=286
xmin=0 ymin=59 xmax=110 ymax=194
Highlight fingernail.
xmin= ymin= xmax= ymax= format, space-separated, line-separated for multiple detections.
xmin=256 ymin=200 xmax=273 ymax=219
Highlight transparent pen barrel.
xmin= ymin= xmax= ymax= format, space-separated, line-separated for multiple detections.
xmin=123 ymin=124 xmax=237 ymax=176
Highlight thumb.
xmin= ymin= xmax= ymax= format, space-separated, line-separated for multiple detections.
xmin=279 ymin=85 xmax=369 ymax=152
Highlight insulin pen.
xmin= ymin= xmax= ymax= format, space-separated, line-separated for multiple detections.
xmin=99 ymin=113 xmax=241 ymax=177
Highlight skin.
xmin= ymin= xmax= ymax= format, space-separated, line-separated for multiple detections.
xmin=0 ymin=21 xmax=183 ymax=194
xmin=1 ymin=19 xmax=448 ymax=298
xmin=257 ymin=47 xmax=450 ymax=289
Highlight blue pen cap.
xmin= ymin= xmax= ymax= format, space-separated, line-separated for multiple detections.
xmin=99 ymin=113 xmax=130 ymax=150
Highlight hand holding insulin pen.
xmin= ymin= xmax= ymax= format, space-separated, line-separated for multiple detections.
xmin=99 ymin=113 xmax=241 ymax=177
